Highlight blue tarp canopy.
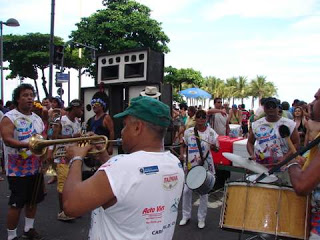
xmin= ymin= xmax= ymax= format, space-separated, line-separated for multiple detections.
xmin=179 ymin=87 xmax=212 ymax=99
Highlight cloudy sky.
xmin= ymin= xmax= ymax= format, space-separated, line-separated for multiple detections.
xmin=1 ymin=0 xmax=319 ymax=107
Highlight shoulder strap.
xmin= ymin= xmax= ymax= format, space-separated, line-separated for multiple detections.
xmin=194 ymin=127 xmax=209 ymax=166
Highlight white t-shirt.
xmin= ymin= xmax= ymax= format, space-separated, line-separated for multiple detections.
xmin=184 ymin=126 xmax=218 ymax=173
xmin=54 ymin=115 xmax=81 ymax=164
xmin=212 ymin=112 xmax=228 ymax=136
xmin=3 ymin=109 xmax=44 ymax=176
xmin=89 ymin=150 xmax=184 ymax=240
xmin=251 ymin=117 xmax=295 ymax=166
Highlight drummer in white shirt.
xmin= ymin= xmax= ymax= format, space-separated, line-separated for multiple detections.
xmin=179 ymin=110 xmax=219 ymax=229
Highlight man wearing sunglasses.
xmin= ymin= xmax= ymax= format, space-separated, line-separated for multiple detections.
xmin=87 ymin=91 xmax=114 ymax=155
xmin=247 ymin=97 xmax=299 ymax=168
xmin=179 ymin=110 xmax=219 ymax=229
xmin=207 ymin=98 xmax=230 ymax=136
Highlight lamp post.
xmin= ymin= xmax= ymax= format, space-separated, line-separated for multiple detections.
xmin=0 ymin=18 xmax=20 ymax=100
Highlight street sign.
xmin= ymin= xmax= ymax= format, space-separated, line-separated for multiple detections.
xmin=56 ymin=72 xmax=70 ymax=83
xmin=57 ymin=87 xmax=64 ymax=96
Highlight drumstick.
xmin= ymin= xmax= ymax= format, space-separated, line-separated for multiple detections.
xmin=195 ymin=136 xmax=219 ymax=151
xmin=194 ymin=136 xmax=211 ymax=145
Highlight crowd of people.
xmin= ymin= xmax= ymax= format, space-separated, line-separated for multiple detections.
xmin=0 ymin=83 xmax=319 ymax=240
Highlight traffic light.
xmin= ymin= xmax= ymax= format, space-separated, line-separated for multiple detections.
xmin=53 ymin=45 xmax=64 ymax=65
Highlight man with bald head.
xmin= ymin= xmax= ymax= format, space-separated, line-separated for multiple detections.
xmin=62 ymin=96 xmax=184 ymax=240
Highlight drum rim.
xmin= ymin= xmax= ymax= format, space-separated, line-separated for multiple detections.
xmin=225 ymin=181 xmax=294 ymax=191
xmin=186 ymin=167 xmax=214 ymax=193
xmin=186 ymin=166 xmax=207 ymax=189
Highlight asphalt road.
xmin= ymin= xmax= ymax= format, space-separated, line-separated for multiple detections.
xmin=0 ymin=171 xmax=294 ymax=240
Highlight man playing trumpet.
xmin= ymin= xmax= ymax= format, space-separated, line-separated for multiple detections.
xmin=62 ymin=96 xmax=184 ymax=240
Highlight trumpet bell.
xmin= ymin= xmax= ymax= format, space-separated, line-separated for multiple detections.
xmin=29 ymin=134 xmax=48 ymax=156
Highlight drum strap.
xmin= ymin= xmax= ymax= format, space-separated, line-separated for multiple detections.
xmin=194 ymin=127 xmax=209 ymax=166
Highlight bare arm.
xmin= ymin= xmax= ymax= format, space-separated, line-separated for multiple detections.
xmin=63 ymin=145 xmax=114 ymax=217
xmin=304 ymin=121 xmax=310 ymax=146
xmin=247 ymin=128 xmax=256 ymax=159
xmin=103 ymin=115 xmax=115 ymax=155
xmin=0 ymin=117 xmax=29 ymax=148
xmin=289 ymin=150 xmax=320 ymax=195
xmin=226 ymin=122 xmax=230 ymax=136
xmin=227 ymin=111 xmax=232 ymax=123
xmin=290 ymin=127 xmax=300 ymax=152
xmin=207 ymin=108 xmax=227 ymax=116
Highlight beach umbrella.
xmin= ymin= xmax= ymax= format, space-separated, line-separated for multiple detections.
xmin=179 ymin=87 xmax=212 ymax=99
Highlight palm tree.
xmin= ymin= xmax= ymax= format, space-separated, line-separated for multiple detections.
xmin=225 ymin=77 xmax=238 ymax=104
xmin=203 ymin=76 xmax=225 ymax=106
xmin=236 ymin=76 xmax=249 ymax=104
xmin=249 ymin=75 xmax=277 ymax=109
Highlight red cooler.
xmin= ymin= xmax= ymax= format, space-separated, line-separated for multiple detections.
xmin=211 ymin=136 xmax=243 ymax=165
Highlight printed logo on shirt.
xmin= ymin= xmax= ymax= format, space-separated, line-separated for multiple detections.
xmin=151 ymin=221 xmax=176 ymax=236
xmin=170 ymin=198 xmax=180 ymax=213
xmin=14 ymin=117 xmax=35 ymax=141
xmin=139 ymin=165 xmax=159 ymax=175
xmin=178 ymin=162 xmax=183 ymax=168
xmin=163 ymin=173 xmax=178 ymax=190
xmin=142 ymin=205 xmax=165 ymax=224
xmin=62 ymin=124 xmax=74 ymax=136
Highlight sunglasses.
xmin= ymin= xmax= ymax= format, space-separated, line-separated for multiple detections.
xmin=265 ymin=102 xmax=277 ymax=109
xmin=216 ymin=101 xmax=222 ymax=104
xmin=196 ymin=115 xmax=207 ymax=119
xmin=91 ymin=102 xmax=102 ymax=107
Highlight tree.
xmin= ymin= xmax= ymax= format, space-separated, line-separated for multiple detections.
xmin=236 ymin=76 xmax=248 ymax=104
xmin=225 ymin=77 xmax=238 ymax=104
xmin=203 ymin=76 xmax=226 ymax=106
xmin=249 ymin=75 xmax=277 ymax=109
xmin=164 ymin=67 xmax=203 ymax=90
xmin=3 ymin=33 xmax=66 ymax=98
xmin=70 ymin=0 xmax=170 ymax=76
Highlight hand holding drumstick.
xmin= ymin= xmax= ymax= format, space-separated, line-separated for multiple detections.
xmin=194 ymin=136 xmax=219 ymax=152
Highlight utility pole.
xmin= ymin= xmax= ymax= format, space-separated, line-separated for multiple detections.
xmin=48 ymin=0 xmax=55 ymax=97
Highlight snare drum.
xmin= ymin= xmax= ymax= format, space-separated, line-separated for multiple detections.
xmin=220 ymin=182 xmax=310 ymax=239
xmin=186 ymin=166 xmax=215 ymax=195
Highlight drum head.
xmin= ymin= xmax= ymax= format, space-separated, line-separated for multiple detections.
xmin=246 ymin=174 xmax=278 ymax=183
xmin=186 ymin=166 xmax=206 ymax=189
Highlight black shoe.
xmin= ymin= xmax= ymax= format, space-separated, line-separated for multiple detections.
xmin=21 ymin=228 xmax=44 ymax=240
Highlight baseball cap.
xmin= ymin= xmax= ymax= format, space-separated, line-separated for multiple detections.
xmin=114 ymin=96 xmax=171 ymax=127
xmin=65 ymin=99 xmax=83 ymax=111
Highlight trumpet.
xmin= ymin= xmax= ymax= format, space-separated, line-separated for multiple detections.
xmin=29 ymin=134 xmax=122 ymax=157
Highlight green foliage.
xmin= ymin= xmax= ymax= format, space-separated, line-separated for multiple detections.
xmin=3 ymin=33 xmax=62 ymax=80
xmin=164 ymin=66 xmax=203 ymax=93
xmin=70 ymin=0 xmax=170 ymax=76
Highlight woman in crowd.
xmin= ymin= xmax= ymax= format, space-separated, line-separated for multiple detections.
xmin=293 ymin=106 xmax=308 ymax=147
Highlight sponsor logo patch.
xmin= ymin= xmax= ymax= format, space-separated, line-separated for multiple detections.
xmin=163 ymin=173 xmax=178 ymax=190
xmin=139 ymin=165 xmax=159 ymax=175
xmin=142 ymin=205 xmax=165 ymax=224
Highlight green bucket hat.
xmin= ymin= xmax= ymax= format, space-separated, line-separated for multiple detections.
xmin=114 ymin=96 xmax=171 ymax=127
